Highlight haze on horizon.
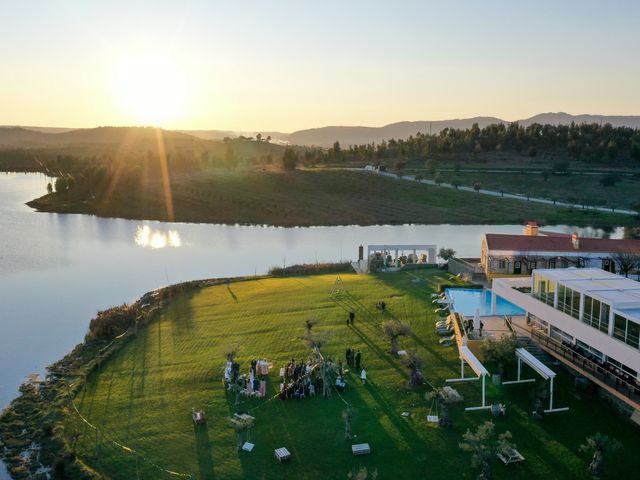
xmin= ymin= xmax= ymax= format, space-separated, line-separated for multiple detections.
xmin=2 ymin=0 xmax=639 ymax=132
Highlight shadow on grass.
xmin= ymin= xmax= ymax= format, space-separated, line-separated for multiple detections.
xmin=194 ymin=424 xmax=215 ymax=480
xmin=349 ymin=323 xmax=408 ymax=380
xmin=227 ymin=285 xmax=238 ymax=303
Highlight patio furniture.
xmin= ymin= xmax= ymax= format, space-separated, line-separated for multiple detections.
xmin=242 ymin=442 xmax=255 ymax=452
xmin=275 ymin=447 xmax=291 ymax=462
xmin=497 ymin=447 xmax=524 ymax=464
xmin=352 ymin=443 xmax=371 ymax=456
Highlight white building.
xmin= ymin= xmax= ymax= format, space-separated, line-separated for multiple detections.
xmin=481 ymin=222 xmax=640 ymax=278
xmin=492 ymin=268 xmax=640 ymax=410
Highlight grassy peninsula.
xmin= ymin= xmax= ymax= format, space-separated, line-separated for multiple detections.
xmin=26 ymin=169 xmax=637 ymax=227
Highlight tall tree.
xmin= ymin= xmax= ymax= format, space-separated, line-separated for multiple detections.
xmin=281 ymin=147 xmax=299 ymax=171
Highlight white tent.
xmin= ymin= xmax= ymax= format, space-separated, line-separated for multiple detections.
xmin=446 ymin=345 xmax=492 ymax=411
xmin=502 ymin=348 xmax=568 ymax=413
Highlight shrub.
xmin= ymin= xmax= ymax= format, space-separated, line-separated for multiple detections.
xmin=86 ymin=304 xmax=140 ymax=341
xmin=268 ymin=262 xmax=352 ymax=277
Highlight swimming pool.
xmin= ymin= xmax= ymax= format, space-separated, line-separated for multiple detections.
xmin=445 ymin=288 xmax=525 ymax=317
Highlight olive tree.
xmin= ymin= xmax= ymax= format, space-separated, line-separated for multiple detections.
xmin=579 ymin=433 xmax=622 ymax=477
xmin=480 ymin=333 xmax=517 ymax=378
xmin=382 ymin=320 xmax=411 ymax=355
xmin=459 ymin=421 xmax=516 ymax=480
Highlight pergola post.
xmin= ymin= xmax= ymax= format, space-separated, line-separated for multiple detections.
xmin=549 ymin=377 xmax=554 ymax=411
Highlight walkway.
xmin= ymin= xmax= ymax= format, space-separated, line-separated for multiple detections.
xmin=359 ymin=168 xmax=639 ymax=216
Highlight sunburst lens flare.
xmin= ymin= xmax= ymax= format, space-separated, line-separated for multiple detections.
xmin=114 ymin=53 xmax=188 ymax=126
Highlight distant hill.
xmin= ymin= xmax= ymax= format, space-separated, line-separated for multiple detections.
xmin=4 ymin=113 xmax=640 ymax=149
xmin=518 ymin=112 xmax=640 ymax=129
xmin=280 ymin=113 xmax=640 ymax=147
xmin=282 ymin=117 xmax=504 ymax=147
xmin=0 ymin=126 xmax=206 ymax=148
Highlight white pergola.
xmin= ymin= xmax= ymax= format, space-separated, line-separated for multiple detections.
xmin=367 ymin=244 xmax=437 ymax=263
xmin=446 ymin=345 xmax=492 ymax=411
xmin=502 ymin=348 xmax=569 ymax=413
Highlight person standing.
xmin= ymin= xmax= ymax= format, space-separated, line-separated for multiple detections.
xmin=349 ymin=311 xmax=355 ymax=325
xmin=360 ymin=367 xmax=367 ymax=385
xmin=346 ymin=347 xmax=352 ymax=367
xmin=355 ymin=350 xmax=362 ymax=370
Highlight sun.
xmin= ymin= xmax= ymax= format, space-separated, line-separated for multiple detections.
xmin=114 ymin=53 xmax=189 ymax=126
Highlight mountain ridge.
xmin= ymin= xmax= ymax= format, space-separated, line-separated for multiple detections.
xmin=3 ymin=113 xmax=640 ymax=148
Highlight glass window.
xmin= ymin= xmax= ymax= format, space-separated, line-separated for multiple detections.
xmin=607 ymin=357 xmax=637 ymax=377
xmin=627 ymin=320 xmax=640 ymax=349
xmin=613 ymin=314 xmax=640 ymax=350
xmin=599 ymin=303 xmax=610 ymax=333
xmin=614 ymin=314 xmax=627 ymax=342
xmin=550 ymin=326 xmax=573 ymax=344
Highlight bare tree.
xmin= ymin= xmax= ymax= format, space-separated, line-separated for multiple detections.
xmin=612 ymin=251 xmax=640 ymax=278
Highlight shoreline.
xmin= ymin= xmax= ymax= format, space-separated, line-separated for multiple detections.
xmin=0 ymin=274 xmax=274 ymax=479
xmin=6 ymin=168 xmax=635 ymax=229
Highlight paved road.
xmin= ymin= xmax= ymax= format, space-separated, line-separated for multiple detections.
xmin=358 ymin=168 xmax=639 ymax=216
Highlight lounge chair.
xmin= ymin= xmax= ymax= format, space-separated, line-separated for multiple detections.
xmin=439 ymin=334 xmax=456 ymax=346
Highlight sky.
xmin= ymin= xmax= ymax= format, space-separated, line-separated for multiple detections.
xmin=1 ymin=0 xmax=639 ymax=132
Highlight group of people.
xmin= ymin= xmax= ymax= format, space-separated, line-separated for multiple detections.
xmin=278 ymin=355 xmax=336 ymax=400
xmin=464 ymin=318 xmax=484 ymax=337
xmin=283 ymin=358 xmax=313 ymax=382
xmin=223 ymin=358 xmax=269 ymax=397
xmin=345 ymin=347 xmax=367 ymax=385
xmin=375 ymin=301 xmax=387 ymax=312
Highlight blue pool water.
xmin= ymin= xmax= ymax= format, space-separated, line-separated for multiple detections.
xmin=445 ymin=288 xmax=525 ymax=317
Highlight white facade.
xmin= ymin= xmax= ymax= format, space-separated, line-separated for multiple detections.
xmin=492 ymin=268 xmax=640 ymax=379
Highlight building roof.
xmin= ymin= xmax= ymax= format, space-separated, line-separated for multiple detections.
xmin=485 ymin=233 xmax=640 ymax=254
xmin=534 ymin=268 xmax=640 ymax=318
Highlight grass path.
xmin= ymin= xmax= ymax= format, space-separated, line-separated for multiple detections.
xmin=74 ymin=272 xmax=640 ymax=479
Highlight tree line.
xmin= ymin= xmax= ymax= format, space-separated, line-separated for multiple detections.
xmin=316 ymin=122 xmax=640 ymax=166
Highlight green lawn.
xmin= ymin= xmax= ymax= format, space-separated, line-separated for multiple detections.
xmin=73 ymin=271 xmax=640 ymax=479
xmin=406 ymin=169 xmax=640 ymax=212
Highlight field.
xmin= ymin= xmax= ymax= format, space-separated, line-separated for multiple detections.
xmin=413 ymin=169 xmax=640 ymax=212
xmin=27 ymin=169 xmax=637 ymax=227
xmin=73 ymin=271 xmax=640 ymax=479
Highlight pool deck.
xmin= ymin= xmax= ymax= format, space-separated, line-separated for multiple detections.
xmin=466 ymin=315 xmax=523 ymax=341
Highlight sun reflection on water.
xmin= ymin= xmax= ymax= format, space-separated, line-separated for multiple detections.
xmin=134 ymin=225 xmax=182 ymax=249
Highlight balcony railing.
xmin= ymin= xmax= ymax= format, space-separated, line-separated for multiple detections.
xmin=531 ymin=330 xmax=640 ymax=406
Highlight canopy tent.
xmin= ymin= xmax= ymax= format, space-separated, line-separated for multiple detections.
xmin=446 ymin=346 xmax=492 ymax=411
xmin=502 ymin=348 xmax=569 ymax=413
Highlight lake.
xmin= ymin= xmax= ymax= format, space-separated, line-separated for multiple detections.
xmin=0 ymin=172 xmax=623 ymax=407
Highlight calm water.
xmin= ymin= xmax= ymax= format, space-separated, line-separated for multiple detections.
xmin=0 ymin=172 xmax=622 ymax=407
xmin=445 ymin=288 xmax=526 ymax=317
